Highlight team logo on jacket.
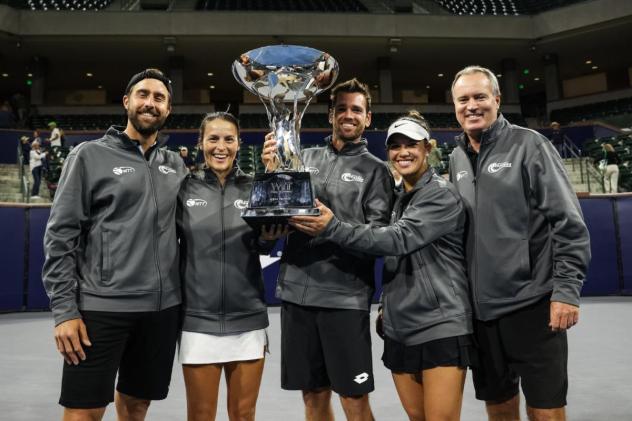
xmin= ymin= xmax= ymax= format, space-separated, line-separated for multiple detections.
xmin=186 ymin=198 xmax=207 ymax=207
xmin=305 ymin=167 xmax=320 ymax=175
xmin=456 ymin=170 xmax=468 ymax=181
xmin=234 ymin=199 xmax=249 ymax=209
xmin=341 ymin=172 xmax=364 ymax=183
xmin=353 ymin=372 xmax=369 ymax=384
xmin=112 ymin=166 xmax=135 ymax=175
xmin=158 ymin=165 xmax=176 ymax=175
xmin=487 ymin=162 xmax=512 ymax=174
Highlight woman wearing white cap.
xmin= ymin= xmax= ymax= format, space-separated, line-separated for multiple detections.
xmin=290 ymin=111 xmax=475 ymax=421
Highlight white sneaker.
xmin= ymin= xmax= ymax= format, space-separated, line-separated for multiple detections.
xmin=30 ymin=195 xmax=41 ymax=199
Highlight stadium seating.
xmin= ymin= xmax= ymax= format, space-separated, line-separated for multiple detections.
xmin=29 ymin=112 xmax=528 ymax=131
xmin=551 ymin=97 xmax=632 ymax=125
xmin=433 ymin=0 xmax=585 ymax=16
xmin=197 ymin=0 xmax=368 ymax=13
xmin=582 ymin=133 xmax=632 ymax=191
xmin=26 ymin=0 xmax=112 ymax=11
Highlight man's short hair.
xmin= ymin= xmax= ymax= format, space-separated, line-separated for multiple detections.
xmin=125 ymin=68 xmax=173 ymax=99
xmin=329 ymin=78 xmax=372 ymax=112
xmin=451 ymin=66 xmax=501 ymax=98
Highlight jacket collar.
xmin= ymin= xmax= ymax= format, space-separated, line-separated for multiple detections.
xmin=455 ymin=113 xmax=508 ymax=150
xmin=324 ymin=135 xmax=368 ymax=156
xmin=202 ymin=165 xmax=240 ymax=185
xmin=405 ymin=167 xmax=436 ymax=194
xmin=106 ymin=125 xmax=169 ymax=150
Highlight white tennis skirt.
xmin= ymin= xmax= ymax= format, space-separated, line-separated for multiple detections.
xmin=179 ymin=329 xmax=267 ymax=365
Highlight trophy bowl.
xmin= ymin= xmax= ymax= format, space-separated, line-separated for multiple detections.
xmin=232 ymin=45 xmax=339 ymax=230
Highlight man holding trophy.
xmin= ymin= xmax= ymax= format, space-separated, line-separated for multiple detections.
xmin=233 ymin=45 xmax=393 ymax=421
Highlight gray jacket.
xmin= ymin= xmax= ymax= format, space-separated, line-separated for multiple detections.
xmin=449 ymin=115 xmax=591 ymax=321
xmin=42 ymin=127 xmax=187 ymax=326
xmin=276 ymin=137 xmax=394 ymax=311
xmin=321 ymin=169 xmax=472 ymax=346
xmin=177 ymin=168 xmax=270 ymax=334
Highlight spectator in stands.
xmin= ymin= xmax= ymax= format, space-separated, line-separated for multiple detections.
xmin=29 ymin=140 xmax=45 ymax=198
xmin=0 ymin=100 xmax=14 ymax=128
xmin=262 ymin=78 xmax=394 ymax=421
xmin=550 ymin=121 xmax=565 ymax=157
xmin=290 ymin=111 xmax=475 ymax=421
xmin=179 ymin=146 xmax=195 ymax=171
xmin=448 ymin=65 xmax=590 ymax=421
xmin=10 ymin=92 xmax=28 ymax=127
xmin=32 ymin=129 xmax=42 ymax=145
xmin=48 ymin=121 xmax=62 ymax=147
xmin=42 ymin=68 xmax=187 ymax=421
xmin=602 ymin=143 xmax=621 ymax=193
xmin=20 ymin=135 xmax=31 ymax=168
xmin=178 ymin=111 xmax=287 ymax=421
xmin=427 ymin=138 xmax=443 ymax=172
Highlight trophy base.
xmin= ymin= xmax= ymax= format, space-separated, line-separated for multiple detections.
xmin=241 ymin=171 xmax=318 ymax=231
xmin=241 ymin=207 xmax=320 ymax=231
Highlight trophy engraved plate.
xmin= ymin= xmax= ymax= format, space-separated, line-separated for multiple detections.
xmin=232 ymin=45 xmax=339 ymax=229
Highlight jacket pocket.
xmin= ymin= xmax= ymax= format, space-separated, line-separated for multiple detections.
xmin=479 ymin=237 xmax=531 ymax=301
xmin=383 ymin=255 xmax=441 ymax=332
xmin=100 ymin=229 xmax=111 ymax=286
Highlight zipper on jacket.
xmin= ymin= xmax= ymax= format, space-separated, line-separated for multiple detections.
xmin=142 ymin=147 xmax=164 ymax=310
xmin=471 ymin=137 xmax=492 ymax=317
xmin=300 ymin=152 xmax=339 ymax=304
xmin=220 ymin=184 xmax=226 ymax=333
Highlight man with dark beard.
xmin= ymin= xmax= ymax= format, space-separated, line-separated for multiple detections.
xmin=262 ymin=78 xmax=394 ymax=421
xmin=42 ymin=69 xmax=187 ymax=421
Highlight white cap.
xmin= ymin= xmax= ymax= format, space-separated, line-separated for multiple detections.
xmin=386 ymin=119 xmax=430 ymax=146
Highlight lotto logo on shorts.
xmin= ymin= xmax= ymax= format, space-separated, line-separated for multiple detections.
xmin=353 ymin=372 xmax=369 ymax=384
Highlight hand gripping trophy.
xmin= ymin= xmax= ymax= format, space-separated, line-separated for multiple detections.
xmin=232 ymin=45 xmax=339 ymax=229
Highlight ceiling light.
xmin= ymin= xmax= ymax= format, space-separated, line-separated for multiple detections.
xmin=496 ymin=74 xmax=502 ymax=78
xmin=209 ymin=85 xmax=215 ymax=89
xmin=585 ymin=60 xmax=592 ymax=64
xmin=437 ymin=73 xmax=444 ymax=77
xmin=97 ymin=85 xmax=103 ymax=89
xmin=592 ymin=66 xmax=598 ymax=70
xmin=207 ymin=72 xmax=214 ymax=77
xmin=27 ymin=73 xmax=33 ymax=77
xmin=534 ymin=77 xmax=540 ymax=81
xmin=1 ymin=73 xmax=8 ymax=77
xmin=86 ymin=72 xmax=93 ymax=77
xmin=425 ymin=85 xmax=430 ymax=89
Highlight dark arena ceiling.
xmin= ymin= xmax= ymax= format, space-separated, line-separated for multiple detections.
xmin=0 ymin=0 xmax=631 ymax=104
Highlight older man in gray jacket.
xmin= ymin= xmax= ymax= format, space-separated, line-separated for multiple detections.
xmin=449 ymin=65 xmax=590 ymax=421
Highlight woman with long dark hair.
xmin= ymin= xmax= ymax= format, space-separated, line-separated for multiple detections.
xmin=177 ymin=112 xmax=286 ymax=421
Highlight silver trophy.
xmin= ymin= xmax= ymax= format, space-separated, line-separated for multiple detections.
xmin=232 ymin=45 xmax=339 ymax=229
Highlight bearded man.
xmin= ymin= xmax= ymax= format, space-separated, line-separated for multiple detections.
xmin=262 ymin=78 xmax=394 ymax=421
xmin=42 ymin=69 xmax=187 ymax=421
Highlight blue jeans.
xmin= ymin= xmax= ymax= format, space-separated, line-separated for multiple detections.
xmin=31 ymin=166 xmax=42 ymax=196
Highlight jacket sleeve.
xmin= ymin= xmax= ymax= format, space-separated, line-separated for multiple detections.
xmin=322 ymin=184 xmax=463 ymax=256
xmin=526 ymin=140 xmax=591 ymax=306
xmin=362 ymin=165 xmax=394 ymax=227
xmin=42 ymin=151 xmax=90 ymax=326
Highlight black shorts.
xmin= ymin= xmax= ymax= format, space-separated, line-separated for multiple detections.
xmin=59 ymin=305 xmax=181 ymax=409
xmin=280 ymin=301 xmax=374 ymax=396
xmin=383 ymin=334 xmax=476 ymax=374
xmin=472 ymin=295 xmax=568 ymax=409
